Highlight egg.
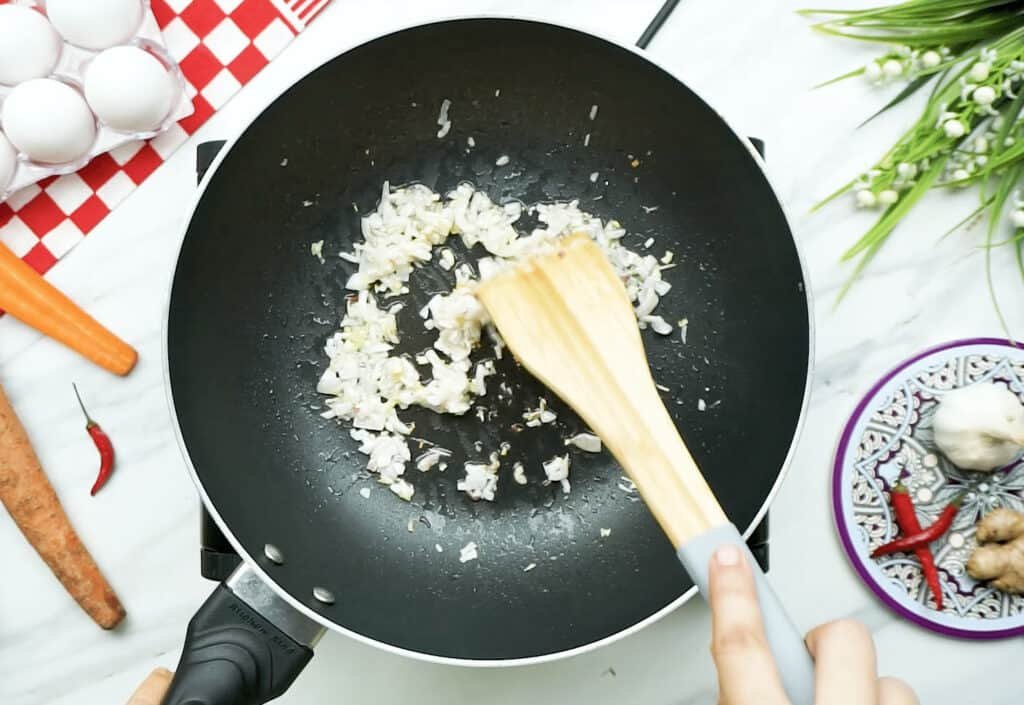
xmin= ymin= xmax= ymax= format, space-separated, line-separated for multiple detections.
xmin=0 ymin=5 xmax=62 ymax=86
xmin=2 ymin=79 xmax=96 ymax=164
xmin=0 ymin=132 xmax=17 ymax=190
xmin=85 ymin=47 xmax=175 ymax=132
xmin=46 ymin=0 xmax=143 ymax=51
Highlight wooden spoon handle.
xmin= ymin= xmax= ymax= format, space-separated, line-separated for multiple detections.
xmin=0 ymin=383 xmax=125 ymax=629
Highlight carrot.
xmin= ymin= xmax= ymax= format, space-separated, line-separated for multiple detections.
xmin=0 ymin=383 xmax=125 ymax=629
xmin=0 ymin=243 xmax=137 ymax=376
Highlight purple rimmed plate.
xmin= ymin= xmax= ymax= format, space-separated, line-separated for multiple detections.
xmin=833 ymin=338 xmax=1024 ymax=639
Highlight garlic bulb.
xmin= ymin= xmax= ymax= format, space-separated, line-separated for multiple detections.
xmin=933 ymin=383 xmax=1024 ymax=471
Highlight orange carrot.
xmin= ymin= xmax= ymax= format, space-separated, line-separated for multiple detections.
xmin=0 ymin=243 xmax=137 ymax=376
xmin=0 ymin=383 xmax=126 ymax=629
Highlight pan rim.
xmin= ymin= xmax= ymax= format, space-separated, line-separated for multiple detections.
xmin=161 ymin=13 xmax=816 ymax=667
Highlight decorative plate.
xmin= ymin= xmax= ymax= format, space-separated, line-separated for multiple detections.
xmin=833 ymin=338 xmax=1024 ymax=639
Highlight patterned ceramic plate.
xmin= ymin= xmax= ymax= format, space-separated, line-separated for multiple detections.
xmin=833 ymin=338 xmax=1024 ymax=639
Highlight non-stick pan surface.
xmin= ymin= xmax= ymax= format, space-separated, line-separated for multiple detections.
xmin=167 ymin=18 xmax=809 ymax=661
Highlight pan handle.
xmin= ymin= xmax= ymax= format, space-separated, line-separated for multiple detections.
xmin=162 ymin=564 xmax=324 ymax=705
xmin=677 ymin=523 xmax=816 ymax=705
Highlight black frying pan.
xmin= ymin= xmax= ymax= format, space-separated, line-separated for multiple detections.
xmin=163 ymin=17 xmax=810 ymax=705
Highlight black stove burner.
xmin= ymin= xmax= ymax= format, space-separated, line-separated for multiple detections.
xmin=193 ymin=139 xmax=771 ymax=582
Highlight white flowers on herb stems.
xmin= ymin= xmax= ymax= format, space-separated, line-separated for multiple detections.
xmin=855 ymin=189 xmax=877 ymax=208
xmin=921 ymin=50 xmax=941 ymax=69
xmin=809 ymin=5 xmax=1024 ymax=307
xmin=882 ymin=59 xmax=903 ymax=78
xmin=943 ymin=119 xmax=966 ymax=139
xmin=969 ymin=61 xmax=990 ymax=82
xmin=973 ymin=85 xmax=996 ymax=106
xmin=877 ymin=189 xmax=899 ymax=206
xmin=863 ymin=45 xmax=951 ymax=85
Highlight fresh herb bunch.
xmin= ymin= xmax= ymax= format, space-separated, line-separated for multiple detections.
xmin=803 ymin=0 xmax=1024 ymax=319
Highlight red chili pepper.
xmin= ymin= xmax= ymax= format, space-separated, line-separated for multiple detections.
xmin=73 ymin=384 xmax=115 ymax=496
xmin=890 ymin=485 xmax=943 ymax=610
xmin=872 ymin=491 xmax=964 ymax=558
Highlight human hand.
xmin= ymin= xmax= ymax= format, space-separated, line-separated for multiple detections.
xmin=124 ymin=668 xmax=172 ymax=705
xmin=707 ymin=545 xmax=919 ymax=705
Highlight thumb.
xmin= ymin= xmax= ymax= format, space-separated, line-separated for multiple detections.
xmin=125 ymin=668 xmax=173 ymax=705
xmin=707 ymin=545 xmax=789 ymax=705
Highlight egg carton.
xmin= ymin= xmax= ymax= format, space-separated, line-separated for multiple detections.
xmin=0 ymin=0 xmax=194 ymax=201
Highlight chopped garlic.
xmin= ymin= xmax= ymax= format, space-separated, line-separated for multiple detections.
xmin=495 ymin=155 xmax=510 ymax=166
xmin=543 ymin=454 xmax=571 ymax=494
xmin=311 ymin=240 xmax=325 ymax=263
xmin=512 ymin=461 xmax=527 ymax=485
xmin=565 ymin=433 xmax=602 ymax=453
xmin=390 ymin=478 xmax=414 ymax=501
xmin=436 ymin=99 xmax=452 ymax=138
xmin=359 ymin=487 xmax=371 ymax=499
xmin=645 ymin=315 xmax=672 ymax=335
xmin=589 ymin=104 xmax=599 ymax=120
xmin=660 ymin=250 xmax=673 ymax=265
xmin=407 ymin=518 xmax=416 ymax=533
xmin=458 ymin=453 xmax=500 ymax=501
xmin=416 ymin=447 xmax=450 ymax=472
xmin=467 ymin=136 xmax=476 ymax=148
xmin=600 ymin=528 xmax=612 ymax=537
xmin=523 ymin=562 xmax=537 ymax=572
xmin=318 ymin=183 xmax=677 ymax=504
xmin=459 ymin=542 xmax=479 ymax=563
xmin=438 ymin=248 xmax=455 ymax=270
xmin=643 ymin=237 xmax=654 ymax=249
xmin=524 ymin=398 xmax=557 ymax=427
xmin=435 ymin=543 xmax=443 ymax=553
xmin=678 ymin=318 xmax=688 ymax=344
xmin=590 ymin=172 xmax=599 ymax=183
xmin=697 ymin=398 xmax=707 ymax=412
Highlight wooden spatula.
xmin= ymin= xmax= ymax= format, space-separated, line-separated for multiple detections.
xmin=477 ymin=232 xmax=814 ymax=705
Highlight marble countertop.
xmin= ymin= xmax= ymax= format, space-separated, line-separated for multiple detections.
xmin=3 ymin=1 xmax=1024 ymax=704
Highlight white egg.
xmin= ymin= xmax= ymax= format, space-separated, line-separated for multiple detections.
xmin=2 ymin=79 xmax=96 ymax=164
xmin=0 ymin=132 xmax=18 ymax=190
xmin=46 ymin=0 xmax=143 ymax=50
xmin=85 ymin=47 xmax=175 ymax=132
xmin=0 ymin=5 xmax=62 ymax=86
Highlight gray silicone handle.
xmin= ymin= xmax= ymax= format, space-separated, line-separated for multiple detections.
xmin=677 ymin=523 xmax=815 ymax=705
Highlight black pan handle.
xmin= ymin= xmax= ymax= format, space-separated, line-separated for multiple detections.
xmin=162 ymin=565 xmax=323 ymax=705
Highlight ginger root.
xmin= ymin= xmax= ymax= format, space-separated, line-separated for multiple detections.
xmin=967 ymin=508 xmax=1024 ymax=594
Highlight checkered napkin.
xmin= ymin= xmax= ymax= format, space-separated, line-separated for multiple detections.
xmin=0 ymin=0 xmax=330 ymax=275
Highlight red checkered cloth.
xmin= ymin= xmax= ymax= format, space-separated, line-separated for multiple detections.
xmin=0 ymin=0 xmax=330 ymax=275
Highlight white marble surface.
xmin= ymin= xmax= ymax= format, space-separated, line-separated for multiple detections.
xmin=3 ymin=1 xmax=1024 ymax=704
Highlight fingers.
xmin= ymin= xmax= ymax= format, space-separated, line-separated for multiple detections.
xmin=878 ymin=676 xmax=920 ymax=705
xmin=806 ymin=620 xmax=877 ymax=705
xmin=707 ymin=545 xmax=788 ymax=705
xmin=125 ymin=668 xmax=173 ymax=705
